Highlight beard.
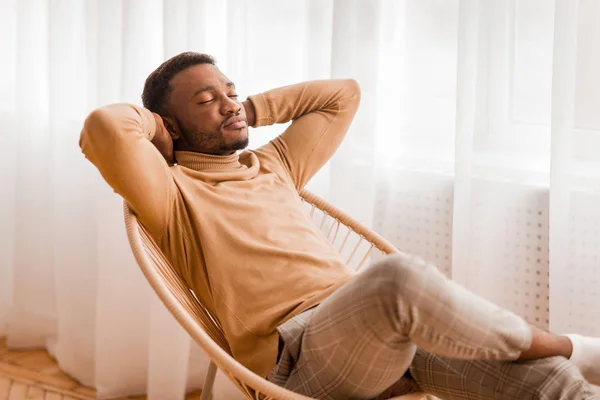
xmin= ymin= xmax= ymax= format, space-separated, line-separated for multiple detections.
xmin=219 ymin=135 xmax=249 ymax=153
xmin=177 ymin=118 xmax=249 ymax=155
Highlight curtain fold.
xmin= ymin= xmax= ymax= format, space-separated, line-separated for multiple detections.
xmin=1 ymin=0 xmax=598 ymax=398
xmin=550 ymin=0 xmax=600 ymax=337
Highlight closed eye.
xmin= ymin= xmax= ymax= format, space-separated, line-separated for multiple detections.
xmin=198 ymin=99 xmax=215 ymax=105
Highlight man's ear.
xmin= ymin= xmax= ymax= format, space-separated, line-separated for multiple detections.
xmin=162 ymin=116 xmax=182 ymax=140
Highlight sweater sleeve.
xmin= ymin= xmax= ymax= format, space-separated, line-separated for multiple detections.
xmin=79 ymin=104 xmax=176 ymax=238
xmin=248 ymin=79 xmax=361 ymax=190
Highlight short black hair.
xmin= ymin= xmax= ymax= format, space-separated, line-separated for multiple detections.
xmin=142 ymin=51 xmax=216 ymax=113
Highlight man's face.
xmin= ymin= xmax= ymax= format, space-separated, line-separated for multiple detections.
xmin=166 ymin=64 xmax=248 ymax=155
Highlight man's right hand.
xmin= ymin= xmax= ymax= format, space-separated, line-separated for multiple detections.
xmin=151 ymin=113 xmax=175 ymax=164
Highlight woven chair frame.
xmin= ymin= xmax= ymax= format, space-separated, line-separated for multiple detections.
xmin=124 ymin=189 xmax=430 ymax=400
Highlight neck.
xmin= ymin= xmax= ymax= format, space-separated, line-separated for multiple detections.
xmin=174 ymin=141 xmax=236 ymax=157
xmin=174 ymin=150 xmax=242 ymax=171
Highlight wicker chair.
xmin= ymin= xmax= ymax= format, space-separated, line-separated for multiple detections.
xmin=123 ymin=189 xmax=432 ymax=400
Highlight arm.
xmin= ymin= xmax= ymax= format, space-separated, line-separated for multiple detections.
xmin=79 ymin=104 xmax=176 ymax=238
xmin=247 ymin=79 xmax=361 ymax=189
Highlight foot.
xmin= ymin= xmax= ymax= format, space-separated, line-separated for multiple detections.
xmin=565 ymin=334 xmax=600 ymax=385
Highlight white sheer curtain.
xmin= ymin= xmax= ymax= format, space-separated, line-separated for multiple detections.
xmin=0 ymin=0 xmax=598 ymax=398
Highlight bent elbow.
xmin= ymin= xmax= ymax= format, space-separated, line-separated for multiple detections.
xmin=79 ymin=106 xmax=125 ymax=158
xmin=340 ymin=79 xmax=361 ymax=109
xmin=345 ymin=78 xmax=361 ymax=99
xmin=340 ymin=79 xmax=361 ymax=113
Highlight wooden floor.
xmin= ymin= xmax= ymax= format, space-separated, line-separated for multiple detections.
xmin=0 ymin=338 xmax=201 ymax=400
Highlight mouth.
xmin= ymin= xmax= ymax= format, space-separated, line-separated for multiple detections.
xmin=223 ymin=118 xmax=248 ymax=130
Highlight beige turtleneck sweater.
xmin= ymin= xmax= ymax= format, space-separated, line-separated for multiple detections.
xmin=80 ymin=79 xmax=361 ymax=378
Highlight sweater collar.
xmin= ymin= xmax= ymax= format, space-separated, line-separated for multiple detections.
xmin=174 ymin=151 xmax=243 ymax=171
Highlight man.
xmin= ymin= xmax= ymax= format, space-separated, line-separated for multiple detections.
xmin=80 ymin=52 xmax=599 ymax=399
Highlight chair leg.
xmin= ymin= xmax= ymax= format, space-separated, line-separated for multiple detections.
xmin=200 ymin=360 xmax=218 ymax=400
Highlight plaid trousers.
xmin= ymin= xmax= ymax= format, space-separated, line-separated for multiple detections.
xmin=267 ymin=253 xmax=597 ymax=400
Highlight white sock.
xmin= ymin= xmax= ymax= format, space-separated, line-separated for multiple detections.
xmin=565 ymin=334 xmax=600 ymax=385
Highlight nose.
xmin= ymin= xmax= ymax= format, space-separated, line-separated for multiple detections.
xmin=221 ymin=96 xmax=241 ymax=115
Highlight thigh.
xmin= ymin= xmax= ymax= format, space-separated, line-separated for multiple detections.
xmin=283 ymin=263 xmax=417 ymax=399
xmin=410 ymin=348 xmax=597 ymax=400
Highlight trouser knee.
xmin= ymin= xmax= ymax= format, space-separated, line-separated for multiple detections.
xmin=360 ymin=253 xmax=435 ymax=310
